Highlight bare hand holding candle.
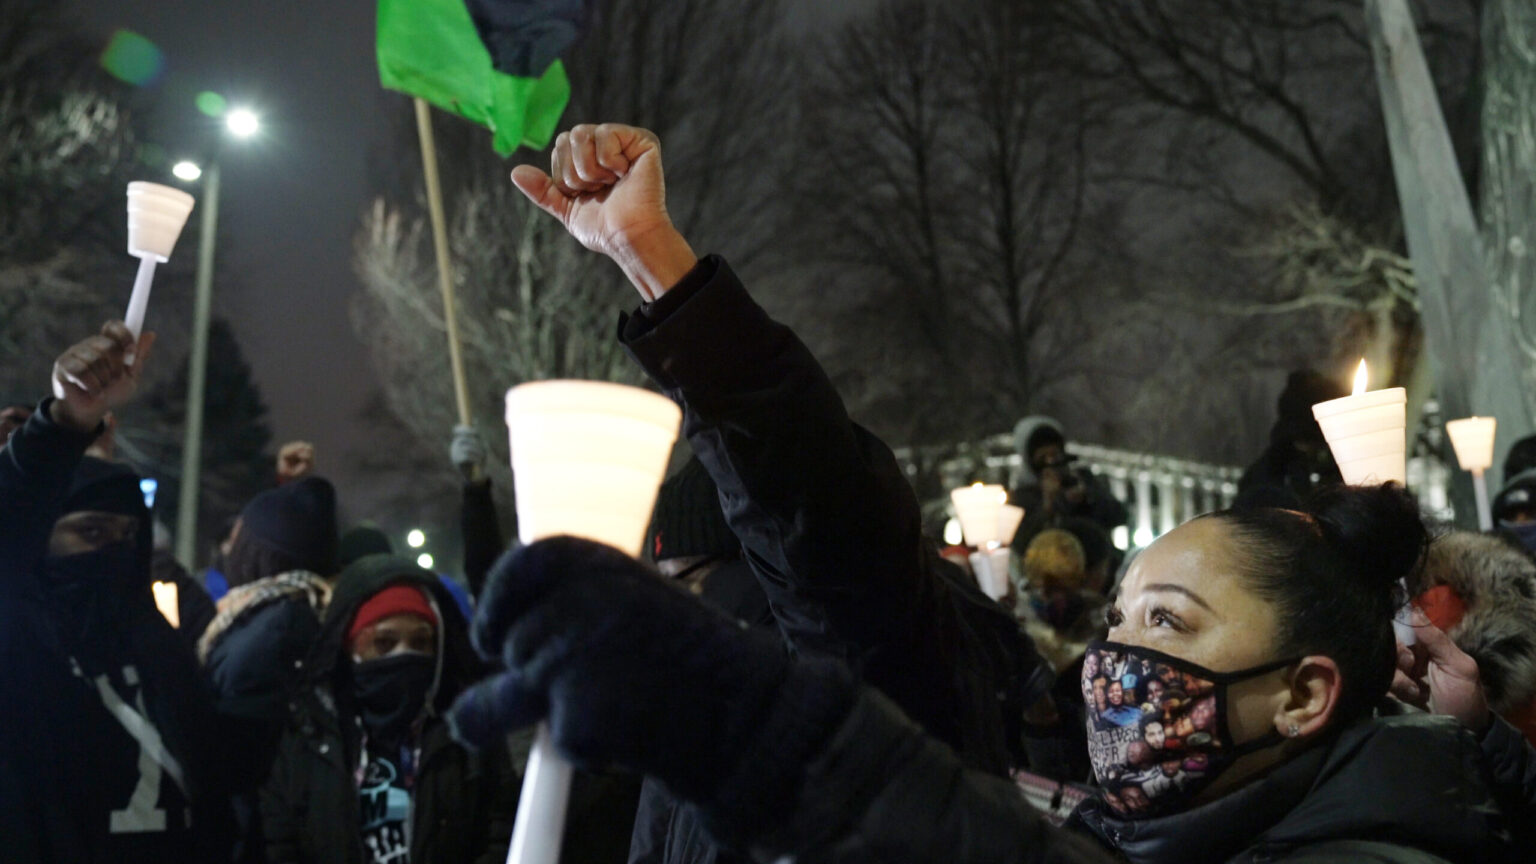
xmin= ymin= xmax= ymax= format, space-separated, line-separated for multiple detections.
xmin=124 ymin=182 xmax=196 ymax=359
xmin=503 ymin=380 xmax=682 ymax=864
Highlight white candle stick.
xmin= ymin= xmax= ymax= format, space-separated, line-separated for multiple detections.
xmin=123 ymin=182 xmax=195 ymax=361
xmin=503 ymin=380 xmax=682 ymax=864
xmin=124 ymin=257 xmax=157 ymax=344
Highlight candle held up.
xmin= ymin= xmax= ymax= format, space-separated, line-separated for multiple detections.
xmin=1311 ymin=360 xmax=1407 ymax=487
xmin=123 ymin=182 xmax=196 ymax=360
xmin=152 ymin=581 xmax=179 ymax=629
xmin=1446 ymin=416 xmax=1498 ymax=531
xmin=503 ymin=380 xmax=682 ymax=864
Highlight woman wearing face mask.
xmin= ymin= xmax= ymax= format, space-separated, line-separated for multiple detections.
xmin=259 ymin=554 xmax=520 ymax=864
xmin=451 ymin=484 xmax=1519 ymax=863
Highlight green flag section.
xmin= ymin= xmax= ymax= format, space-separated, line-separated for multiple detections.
xmin=378 ymin=0 xmax=570 ymax=155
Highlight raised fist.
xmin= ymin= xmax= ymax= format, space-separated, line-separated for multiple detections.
xmin=50 ymin=321 xmax=154 ymax=433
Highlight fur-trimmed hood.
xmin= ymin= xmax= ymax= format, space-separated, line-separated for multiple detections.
xmin=1413 ymin=531 xmax=1536 ymax=714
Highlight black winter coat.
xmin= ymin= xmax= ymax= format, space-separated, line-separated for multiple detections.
xmin=618 ymin=257 xmax=1052 ymax=864
xmin=696 ymin=682 xmax=1519 ymax=864
xmin=258 ymin=556 xmax=520 ymax=864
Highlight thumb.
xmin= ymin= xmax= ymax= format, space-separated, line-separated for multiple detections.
xmin=511 ymin=165 xmax=570 ymax=223
xmin=127 ymin=331 xmax=157 ymax=374
xmin=1412 ymin=615 xmax=1462 ymax=665
xmin=447 ymin=671 xmax=547 ymax=751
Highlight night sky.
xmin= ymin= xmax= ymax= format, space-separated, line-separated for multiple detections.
xmin=74 ymin=0 xmax=393 ymax=507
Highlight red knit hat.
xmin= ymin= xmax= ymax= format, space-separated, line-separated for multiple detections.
xmin=348 ymin=584 xmax=437 ymax=645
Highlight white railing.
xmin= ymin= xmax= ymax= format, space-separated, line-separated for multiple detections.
xmin=896 ymin=431 xmax=1457 ymax=550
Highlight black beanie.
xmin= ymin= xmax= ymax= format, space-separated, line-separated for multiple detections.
xmin=648 ymin=457 xmax=739 ymax=562
xmin=339 ymin=525 xmax=395 ymax=569
xmin=64 ymin=457 xmax=149 ymax=519
xmin=236 ymin=476 xmax=339 ymax=577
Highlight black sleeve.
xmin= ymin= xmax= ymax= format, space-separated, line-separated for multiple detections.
xmin=462 ymin=478 xmax=506 ymax=600
xmin=0 ymin=399 xmax=99 ymax=599
xmin=1478 ymin=715 xmax=1536 ymax=834
xmin=619 ymin=256 xmax=960 ymax=718
xmin=627 ymin=777 xmax=676 ymax=864
xmin=700 ymin=675 xmax=1117 ymax=864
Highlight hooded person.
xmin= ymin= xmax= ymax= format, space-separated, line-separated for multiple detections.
xmin=1 ymin=323 xmax=231 ymax=862
xmin=1010 ymin=416 xmax=1129 ymax=552
xmin=1236 ymin=371 xmax=1345 ymax=510
xmin=198 ymin=475 xmax=339 ymax=861
xmin=259 ymin=554 xmax=519 ymax=864
xmin=1493 ymin=469 xmax=1536 ymax=556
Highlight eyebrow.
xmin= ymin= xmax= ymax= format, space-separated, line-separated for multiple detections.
xmin=1141 ymin=583 xmax=1216 ymax=614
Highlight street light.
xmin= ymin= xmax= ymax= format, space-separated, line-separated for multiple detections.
xmin=172 ymin=160 xmax=202 ymax=182
xmin=407 ymin=529 xmax=426 ymax=548
xmin=225 ymin=108 xmax=260 ymax=138
xmin=172 ymin=106 xmax=261 ymax=569
xmin=417 ymin=553 xmax=435 ymax=570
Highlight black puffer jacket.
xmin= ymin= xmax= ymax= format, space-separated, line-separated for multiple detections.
xmin=258 ymin=555 xmax=519 ymax=864
xmin=691 ymin=675 xmax=1517 ymax=864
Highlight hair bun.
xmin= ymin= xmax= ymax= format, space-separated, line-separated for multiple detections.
xmin=1306 ymin=483 xmax=1427 ymax=596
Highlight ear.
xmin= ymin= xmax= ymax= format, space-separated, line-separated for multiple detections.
xmin=1276 ymin=656 xmax=1341 ymax=738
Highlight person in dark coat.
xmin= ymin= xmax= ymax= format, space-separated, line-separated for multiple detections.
xmin=259 ymin=554 xmax=520 ymax=864
xmin=1236 ymin=370 xmax=1345 ymax=510
xmin=199 ymin=475 xmax=340 ymax=862
xmin=1009 ymin=416 xmax=1129 ymax=554
xmin=451 ymin=485 xmax=1522 ymax=864
xmin=0 ymin=322 xmax=231 ymax=862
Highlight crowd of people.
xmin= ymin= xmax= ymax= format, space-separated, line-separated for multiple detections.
xmin=5 ymin=121 xmax=1536 ymax=864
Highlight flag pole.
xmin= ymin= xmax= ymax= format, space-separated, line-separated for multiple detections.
xmin=413 ymin=98 xmax=475 ymax=430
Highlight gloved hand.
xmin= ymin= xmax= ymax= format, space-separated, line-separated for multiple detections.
xmin=448 ymin=536 xmax=802 ymax=800
xmin=450 ymin=424 xmax=488 ymax=479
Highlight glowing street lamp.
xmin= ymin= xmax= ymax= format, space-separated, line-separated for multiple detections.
xmin=172 ymin=160 xmax=203 ymax=182
xmin=416 ymin=553 xmax=435 ymax=570
xmin=407 ymin=529 xmax=427 ymax=549
xmin=225 ymin=107 xmax=260 ymax=138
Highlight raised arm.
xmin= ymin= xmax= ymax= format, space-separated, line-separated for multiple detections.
xmin=511 ymin=123 xmax=933 ymax=662
xmin=0 ymin=322 xmax=153 ymax=596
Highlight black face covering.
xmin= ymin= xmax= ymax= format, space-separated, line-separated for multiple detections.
xmin=43 ymin=538 xmax=145 ymax=651
xmin=352 ymin=653 xmax=438 ymax=750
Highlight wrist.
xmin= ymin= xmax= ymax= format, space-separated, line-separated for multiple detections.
xmin=47 ymin=398 xmax=101 ymax=435
xmin=612 ymin=223 xmax=697 ymax=302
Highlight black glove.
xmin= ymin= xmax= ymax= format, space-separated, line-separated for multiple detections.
xmin=449 ymin=536 xmax=813 ymax=801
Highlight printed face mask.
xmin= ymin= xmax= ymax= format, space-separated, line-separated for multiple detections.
xmin=1081 ymin=640 xmax=1297 ymax=819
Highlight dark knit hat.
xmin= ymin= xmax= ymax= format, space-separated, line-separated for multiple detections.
xmin=339 ymin=525 xmax=395 ymax=569
xmin=648 ymin=457 xmax=739 ymax=562
xmin=64 ymin=457 xmax=149 ymax=519
xmin=1504 ymin=435 xmax=1536 ymax=486
xmin=235 ymin=476 xmax=339 ymax=577
xmin=1495 ymin=469 xmax=1536 ymax=522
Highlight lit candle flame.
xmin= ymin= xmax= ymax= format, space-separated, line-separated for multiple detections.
xmin=1352 ymin=359 xmax=1368 ymax=397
